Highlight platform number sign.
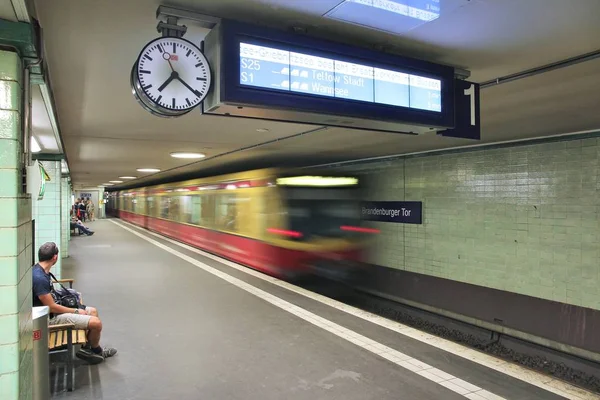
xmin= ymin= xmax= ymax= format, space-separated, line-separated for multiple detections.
xmin=440 ymin=79 xmax=481 ymax=140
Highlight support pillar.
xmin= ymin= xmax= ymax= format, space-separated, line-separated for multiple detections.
xmin=0 ymin=49 xmax=34 ymax=400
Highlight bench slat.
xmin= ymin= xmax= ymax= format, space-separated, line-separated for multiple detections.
xmin=48 ymin=329 xmax=87 ymax=350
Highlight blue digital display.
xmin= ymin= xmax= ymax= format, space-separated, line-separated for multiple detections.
xmin=239 ymin=42 xmax=442 ymax=112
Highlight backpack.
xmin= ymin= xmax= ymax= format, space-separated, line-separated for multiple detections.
xmin=49 ymin=272 xmax=81 ymax=309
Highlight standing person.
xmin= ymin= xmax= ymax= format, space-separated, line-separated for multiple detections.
xmin=86 ymin=197 xmax=95 ymax=221
xmin=32 ymin=242 xmax=116 ymax=364
xmin=73 ymin=199 xmax=80 ymax=219
xmin=78 ymin=198 xmax=87 ymax=222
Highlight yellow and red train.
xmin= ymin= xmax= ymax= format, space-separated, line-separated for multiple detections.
xmin=107 ymin=168 xmax=377 ymax=280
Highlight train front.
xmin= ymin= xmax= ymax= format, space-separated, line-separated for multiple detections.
xmin=270 ymin=173 xmax=376 ymax=283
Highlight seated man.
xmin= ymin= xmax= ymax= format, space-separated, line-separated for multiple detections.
xmin=71 ymin=215 xmax=94 ymax=236
xmin=32 ymin=242 xmax=116 ymax=364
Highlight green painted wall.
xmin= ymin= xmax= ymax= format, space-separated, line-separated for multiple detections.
xmin=361 ymin=137 xmax=600 ymax=311
xmin=0 ymin=50 xmax=33 ymax=400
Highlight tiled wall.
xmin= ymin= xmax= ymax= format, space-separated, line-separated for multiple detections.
xmin=361 ymin=137 xmax=600 ymax=311
xmin=61 ymin=177 xmax=70 ymax=258
xmin=0 ymin=50 xmax=33 ymax=400
xmin=33 ymin=161 xmax=62 ymax=278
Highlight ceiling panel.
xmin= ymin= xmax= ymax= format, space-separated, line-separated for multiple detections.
xmin=33 ymin=0 xmax=600 ymax=189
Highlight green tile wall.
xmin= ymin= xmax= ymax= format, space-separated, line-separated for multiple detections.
xmin=60 ymin=177 xmax=70 ymax=257
xmin=0 ymin=49 xmax=33 ymax=400
xmin=361 ymin=137 xmax=600 ymax=311
xmin=33 ymin=161 xmax=62 ymax=278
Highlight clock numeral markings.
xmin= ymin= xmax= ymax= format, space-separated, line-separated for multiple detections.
xmin=186 ymin=49 xmax=191 ymax=57
xmin=140 ymin=70 xmax=151 ymax=74
xmin=143 ymin=84 xmax=152 ymax=90
xmin=195 ymin=62 xmax=203 ymax=68
xmin=172 ymin=43 xmax=176 ymax=54
xmin=186 ymin=98 xmax=191 ymax=106
xmin=144 ymin=54 xmax=153 ymax=61
xmin=157 ymin=44 xmax=164 ymax=53
xmin=172 ymin=98 xmax=176 ymax=108
xmin=196 ymin=77 xmax=206 ymax=81
xmin=156 ymin=95 xmax=162 ymax=104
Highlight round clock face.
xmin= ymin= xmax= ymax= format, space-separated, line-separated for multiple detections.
xmin=131 ymin=37 xmax=211 ymax=117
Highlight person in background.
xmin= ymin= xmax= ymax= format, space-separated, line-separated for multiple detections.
xmin=32 ymin=242 xmax=116 ymax=364
xmin=86 ymin=197 xmax=95 ymax=221
xmin=78 ymin=198 xmax=87 ymax=222
xmin=71 ymin=212 xmax=94 ymax=235
xmin=73 ymin=199 xmax=80 ymax=219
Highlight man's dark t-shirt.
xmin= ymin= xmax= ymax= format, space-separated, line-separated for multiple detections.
xmin=32 ymin=264 xmax=52 ymax=307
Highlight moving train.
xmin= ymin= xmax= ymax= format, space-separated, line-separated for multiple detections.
xmin=107 ymin=168 xmax=378 ymax=280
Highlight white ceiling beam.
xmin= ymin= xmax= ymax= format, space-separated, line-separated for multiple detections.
xmin=10 ymin=0 xmax=30 ymax=22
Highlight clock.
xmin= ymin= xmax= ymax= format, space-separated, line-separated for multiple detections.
xmin=131 ymin=37 xmax=211 ymax=117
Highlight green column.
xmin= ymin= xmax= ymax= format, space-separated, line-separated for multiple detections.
xmin=33 ymin=161 xmax=62 ymax=278
xmin=0 ymin=50 xmax=33 ymax=400
xmin=60 ymin=177 xmax=70 ymax=257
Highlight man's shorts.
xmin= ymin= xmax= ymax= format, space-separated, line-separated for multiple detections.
xmin=49 ymin=307 xmax=92 ymax=329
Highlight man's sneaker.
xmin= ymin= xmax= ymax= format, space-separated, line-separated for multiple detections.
xmin=102 ymin=347 xmax=117 ymax=358
xmin=75 ymin=348 xmax=104 ymax=365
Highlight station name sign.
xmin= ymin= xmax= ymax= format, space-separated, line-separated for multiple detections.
xmin=361 ymin=201 xmax=423 ymax=224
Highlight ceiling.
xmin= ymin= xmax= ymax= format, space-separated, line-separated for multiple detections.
xmin=31 ymin=0 xmax=600 ymax=189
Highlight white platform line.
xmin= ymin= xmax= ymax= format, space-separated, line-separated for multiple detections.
xmin=113 ymin=220 xmax=600 ymax=400
xmin=111 ymin=220 xmax=505 ymax=399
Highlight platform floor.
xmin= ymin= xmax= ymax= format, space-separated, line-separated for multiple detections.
xmin=50 ymin=219 xmax=599 ymax=400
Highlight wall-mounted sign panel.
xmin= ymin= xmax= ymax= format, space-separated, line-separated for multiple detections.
xmin=204 ymin=20 xmax=456 ymax=134
xmin=361 ymin=201 xmax=422 ymax=224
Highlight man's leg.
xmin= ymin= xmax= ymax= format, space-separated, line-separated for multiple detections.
xmin=50 ymin=313 xmax=104 ymax=364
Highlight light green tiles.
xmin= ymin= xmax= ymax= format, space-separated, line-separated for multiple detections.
xmin=362 ymin=137 xmax=600 ymax=311
xmin=33 ymin=161 xmax=62 ymax=278
xmin=61 ymin=177 xmax=70 ymax=258
xmin=0 ymin=49 xmax=33 ymax=400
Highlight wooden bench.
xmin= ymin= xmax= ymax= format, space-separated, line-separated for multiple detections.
xmin=48 ymin=278 xmax=87 ymax=392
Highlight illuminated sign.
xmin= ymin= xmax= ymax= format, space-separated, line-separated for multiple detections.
xmin=276 ymin=176 xmax=359 ymax=187
xmin=239 ymin=42 xmax=441 ymax=112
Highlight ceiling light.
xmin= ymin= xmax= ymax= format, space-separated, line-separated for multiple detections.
xmin=102 ymin=183 xmax=114 ymax=186
xmin=30 ymin=136 xmax=42 ymax=153
xmin=137 ymin=168 xmax=161 ymax=173
xmin=256 ymin=128 xmax=270 ymax=132
xmin=119 ymin=176 xmax=137 ymax=179
xmin=109 ymin=180 xmax=123 ymax=183
xmin=170 ymin=152 xmax=206 ymax=159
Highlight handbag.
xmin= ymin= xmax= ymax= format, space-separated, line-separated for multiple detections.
xmin=49 ymin=272 xmax=81 ymax=308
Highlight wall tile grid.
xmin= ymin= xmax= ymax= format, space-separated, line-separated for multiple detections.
xmin=0 ymin=49 xmax=33 ymax=400
xmin=363 ymin=137 xmax=600 ymax=310
xmin=61 ymin=177 xmax=70 ymax=257
xmin=34 ymin=161 xmax=62 ymax=278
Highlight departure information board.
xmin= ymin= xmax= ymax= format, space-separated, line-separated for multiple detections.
xmin=239 ymin=42 xmax=441 ymax=112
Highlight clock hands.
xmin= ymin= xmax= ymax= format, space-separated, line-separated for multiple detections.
xmin=177 ymin=76 xmax=201 ymax=97
xmin=158 ymin=72 xmax=175 ymax=92
xmin=157 ymin=52 xmax=201 ymax=97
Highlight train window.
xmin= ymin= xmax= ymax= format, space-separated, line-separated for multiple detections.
xmin=159 ymin=196 xmax=169 ymax=219
xmin=147 ymin=196 xmax=156 ymax=217
xmin=168 ymin=196 xmax=180 ymax=221
xmin=201 ymin=194 xmax=215 ymax=227
xmin=189 ymin=195 xmax=203 ymax=226
xmin=215 ymin=193 xmax=237 ymax=232
xmin=178 ymin=195 xmax=193 ymax=223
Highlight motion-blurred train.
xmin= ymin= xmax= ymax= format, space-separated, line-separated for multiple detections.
xmin=107 ymin=168 xmax=378 ymax=280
